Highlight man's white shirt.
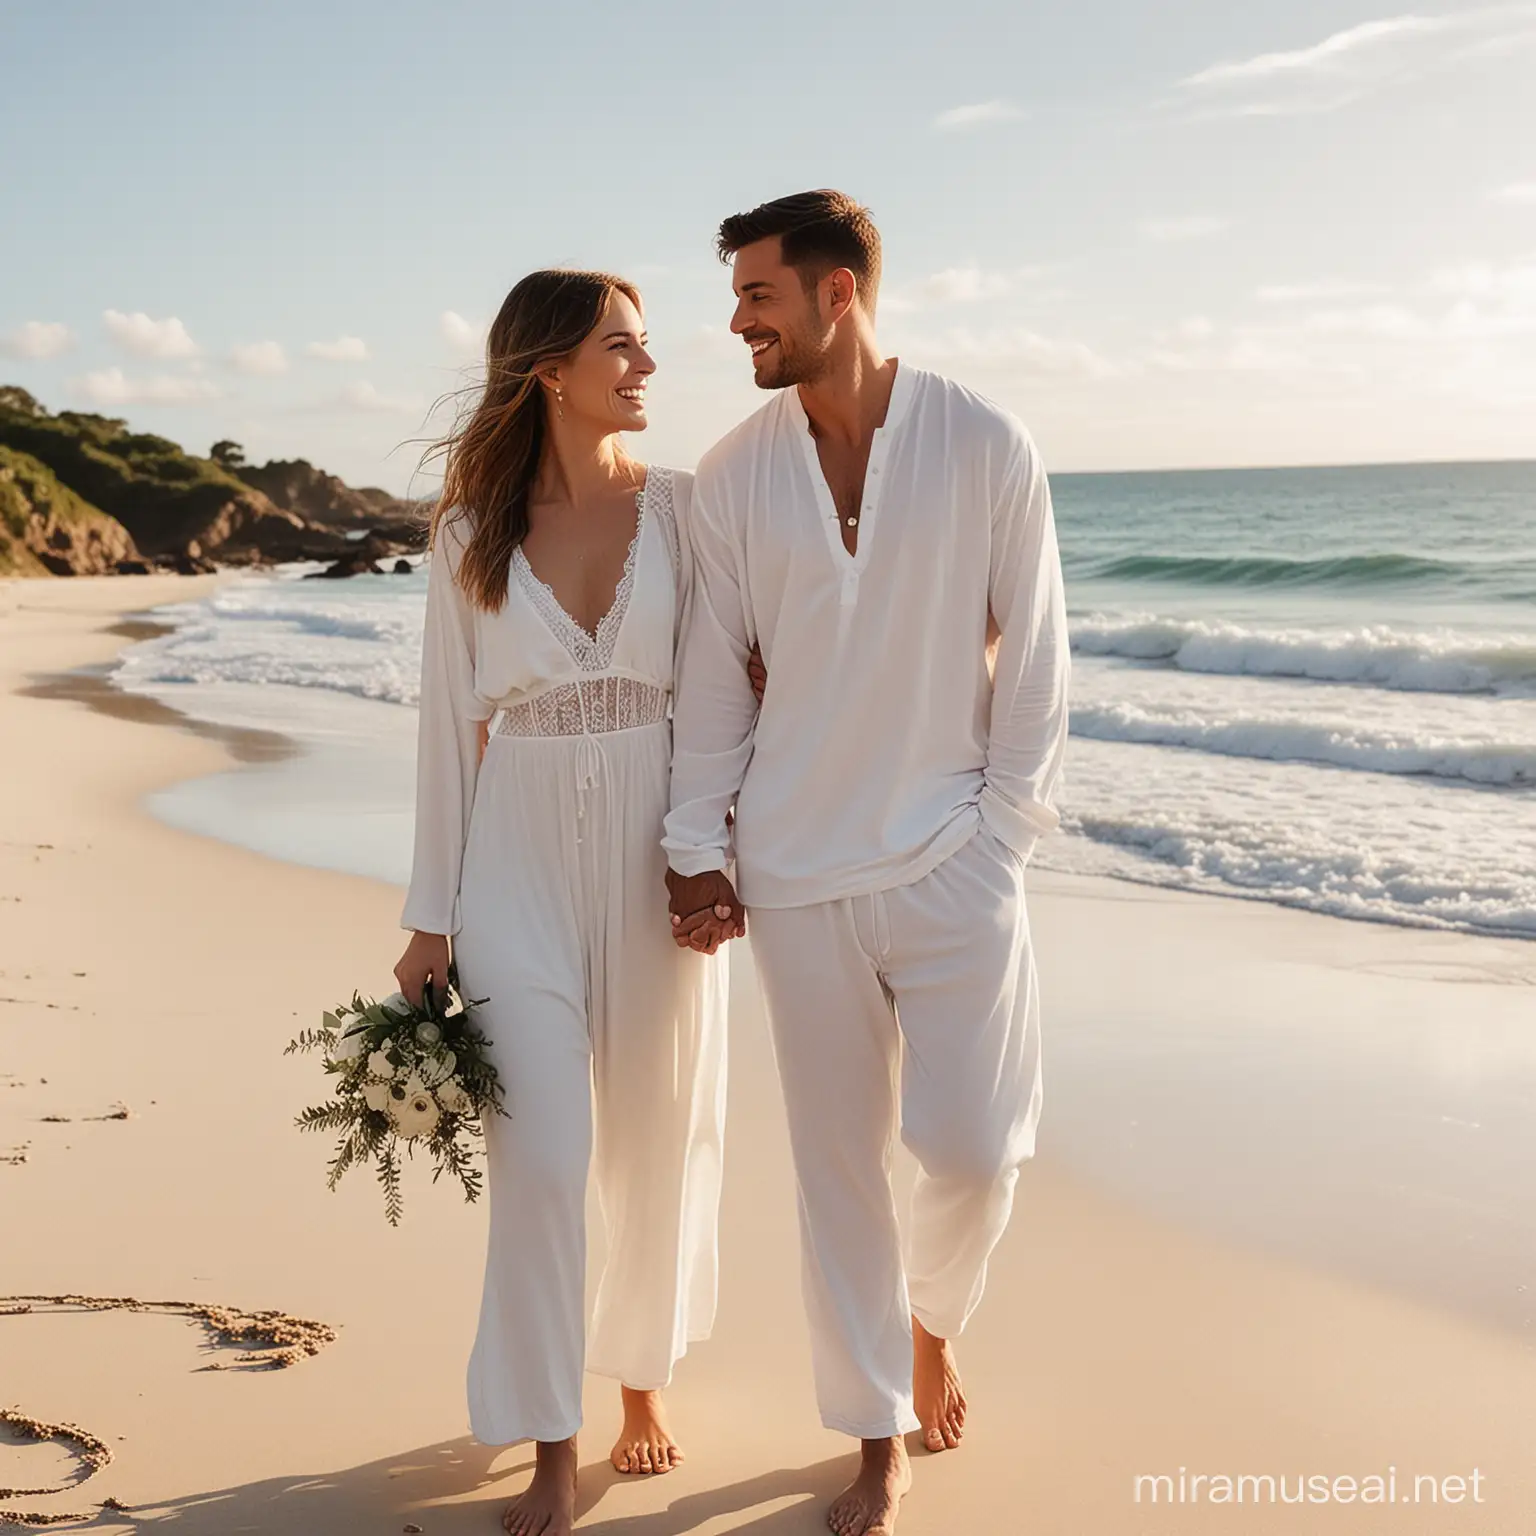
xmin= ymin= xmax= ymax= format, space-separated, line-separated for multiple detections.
xmin=663 ymin=361 xmax=1070 ymax=910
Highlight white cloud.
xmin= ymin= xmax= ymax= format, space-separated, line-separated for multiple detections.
xmin=1184 ymin=15 xmax=1444 ymax=89
xmin=905 ymin=326 xmax=1125 ymax=378
xmin=1416 ymin=257 xmax=1536 ymax=337
xmin=882 ymin=264 xmax=1056 ymax=315
xmin=1490 ymin=180 xmax=1536 ymax=205
xmin=681 ymin=324 xmax=745 ymax=360
xmin=338 ymin=380 xmax=419 ymax=413
xmin=306 ymin=335 xmax=371 ymax=362
xmin=1150 ymin=256 xmax=1536 ymax=392
xmin=1300 ymin=303 xmax=1430 ymax=339
xmin=229 ymin=341 xmax=289 ymax=376
xmin=1178 ymin=7 xmax=1536 ymax=116
xmin=75 ymin=367 xmax=223 ymax=405
xmin=439 ymin=310 xmax=483 ymax=353
xmin=933 ymin=100 xmax=1026 ymax=132
xmin=915 ymin=266 xmax=1016 ymax=303
xmin=0 ymin=320 xmax=75 ymax=360
xmin=1257 ymin=280 xmax=1392 ymax=303
xmin=1139 ymin=215 xmax=1229 ymax=242
xmin=103 ymin=309 xmax=199 ymax=359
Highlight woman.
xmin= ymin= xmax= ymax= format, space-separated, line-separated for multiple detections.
xmin=395 ymin=270 xmax=745 ymax=1536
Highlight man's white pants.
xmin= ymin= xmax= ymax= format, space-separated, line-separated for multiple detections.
xmin=747 ymin=822 xmax=1042 ymax=1438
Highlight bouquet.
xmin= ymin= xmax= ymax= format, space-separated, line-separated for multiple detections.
xmin=286 ymin=971 xmax=505 ymax=1225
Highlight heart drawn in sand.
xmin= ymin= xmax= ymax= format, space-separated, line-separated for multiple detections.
xmin=0 ymin=1294 xmax=337 ymax=1527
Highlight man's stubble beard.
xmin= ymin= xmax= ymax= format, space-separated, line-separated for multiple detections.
xmin=755 ymin=320 xmax=835 ymax=391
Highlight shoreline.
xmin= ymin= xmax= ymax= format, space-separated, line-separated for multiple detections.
xmin=22 ymin=656 xmax=298 ymax=769
xmin=50 ymin=580 xmax=1536 ymax=944
xmin=3 ymin=578 xmax=1534 ymax=1533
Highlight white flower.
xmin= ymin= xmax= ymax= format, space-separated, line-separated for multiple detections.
xmin=367 ymin=1049 xmax=396 ymax=1080
xmin=436 ymin=1078 xmax=471 ymax=1115
xmin=415 ymin=1020 xmax=442 ymax=1048
xmin=422 ymin=1049 xmax=457 ymax=1088
xmin=331 ymin=1022 xmax=367 ymax=1062
xmin=389 ymin=1084 xmax=441 ymax=1139
xmin=363 ymin=1079 xmax=392 ymax=1112
xmin=378 ymin=991 xmax=414 ymax=1019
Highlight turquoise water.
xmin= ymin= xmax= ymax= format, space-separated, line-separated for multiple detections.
xmin=118 ymin=460 xmax=1536 ymax=936
xmin=1050 ymin=460 xmax=1536 ymax=933
xmin=1059 ymin=461 xmax=1536 ymax=634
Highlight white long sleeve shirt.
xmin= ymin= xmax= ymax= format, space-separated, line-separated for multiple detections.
xmin=663 ymin=363 xmax=1070 ymax=910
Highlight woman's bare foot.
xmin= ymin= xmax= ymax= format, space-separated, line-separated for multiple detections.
xmin=827 ymin=1437 xmax=911 ymax=1536
xmin=911 ymin=1315 xmax=967 ymax=1452
xmin=503 ymin=1437 xmax=577 ymax=1535
xmin=610 ymin=1385 xmax=684 ymax=1474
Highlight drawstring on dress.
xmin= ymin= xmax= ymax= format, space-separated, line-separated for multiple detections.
xmin=574 ymin=680 xmax=601 ymax=839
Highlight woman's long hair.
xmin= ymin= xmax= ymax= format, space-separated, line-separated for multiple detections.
xmin=427 ymin=269 xmax=641 ymax=612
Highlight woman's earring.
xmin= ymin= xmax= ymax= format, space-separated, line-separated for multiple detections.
xmin=554 ymin=387 xmax=565 ymax=421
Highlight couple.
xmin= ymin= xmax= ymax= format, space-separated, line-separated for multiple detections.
xmin=395 ymin=188 xmax=1070 ymax=1536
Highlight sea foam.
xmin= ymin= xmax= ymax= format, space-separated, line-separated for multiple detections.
xmin=1071 ymin=615 xmax=1536 ymax=696
xmin=1070 ymin=701 xmax=1536 ymax=785
xmin=1048 ymin=737 xmax=1536 ymax=937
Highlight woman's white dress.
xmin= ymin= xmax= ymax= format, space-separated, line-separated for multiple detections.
xmin=402 ymin=467 xmax=727 ymax=1446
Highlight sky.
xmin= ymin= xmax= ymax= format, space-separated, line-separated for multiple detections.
xmin=2 ymin=0 xmax=1534 ymax=492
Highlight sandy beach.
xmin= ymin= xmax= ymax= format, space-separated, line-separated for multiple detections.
xmin=3 ymin=576 xmax=1534 ymax=1535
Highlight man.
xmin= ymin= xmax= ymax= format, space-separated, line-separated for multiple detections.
xmin=664 ymin=189 xmax=1069 ymax=1536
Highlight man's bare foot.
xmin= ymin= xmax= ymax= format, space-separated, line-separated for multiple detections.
xmin=610 ymin=1385 xmax=684 ymax=1475
xmin=827 ymin=1437 xmax=911 ymax=1536
xmin=912 ymin=1315 xmax=967 ymax=1452
xmin=503 ymin=1437 xmax=577 ymax=1536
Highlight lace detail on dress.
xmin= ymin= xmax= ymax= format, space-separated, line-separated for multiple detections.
xmin=512 ymin=475 xmax=650 ymax=672
xmin=495 ymin=678 xmax=669 ymax=738
xmin=646 ymin=467 xmax=681 ymax=582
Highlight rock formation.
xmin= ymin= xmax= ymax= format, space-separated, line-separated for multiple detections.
xmin=0 ymin=387 xmax=428 ymax=578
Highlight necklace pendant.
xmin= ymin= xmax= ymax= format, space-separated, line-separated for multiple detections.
xmin=846 ymin=515 xmax=858 ymax=527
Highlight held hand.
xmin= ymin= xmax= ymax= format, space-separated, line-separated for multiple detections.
xmin=676 ymin=907 xmax=745 ymax=954
xmin=748 ymin=642 xmax=767 ymax=704
xmin=666 ymin=868 xmax=746 ymax=952
xmin=394 ymin=930 xmax=451 ymax=1009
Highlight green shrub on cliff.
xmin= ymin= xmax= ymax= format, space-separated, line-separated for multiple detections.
xmin=0 ymin=394 xmax=266 ymax=556
xmin=0 ymin=386 xmax=421 ymax=572
xmin=0 ymin=444 xmax=140 ymax=575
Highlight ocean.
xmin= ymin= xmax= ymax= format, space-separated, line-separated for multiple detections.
xmin=113 ymin=459 xmax=1536 ymax=938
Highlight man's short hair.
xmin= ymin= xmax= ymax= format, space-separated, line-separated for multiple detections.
xmin=717 ymin=190 xmax=882 ymax=311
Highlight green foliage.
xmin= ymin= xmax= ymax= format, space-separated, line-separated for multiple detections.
xmin=295 ymin=1102 xmax=353 ymax=1134
xmin=0 ymin=443 xmax=133 ymax=575
xmin=0 ymin=387 xmax=261 ymax=555
xmin=377 ymin=1144 xmax=404 ymax=1227
xmin=0 ymin=385 xmax=415 ymax=567
xmin=0 ymin=445 xmax=109 ymax=533
xmin=0 ymin=385 xmax=45 ymax=417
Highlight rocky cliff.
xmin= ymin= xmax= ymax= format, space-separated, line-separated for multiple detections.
xmin=232 ymin=457 xmax=408 ymax=526
xmin=0 ymin=445 xmax=141 ymax=576
xmin=0 ymin=387 xmax=425 ymax=577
